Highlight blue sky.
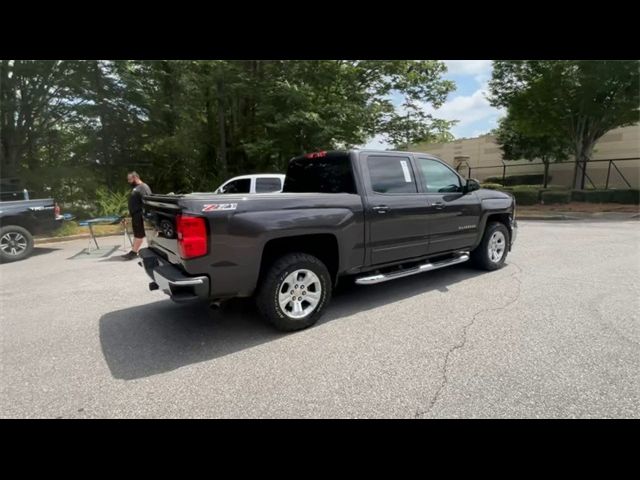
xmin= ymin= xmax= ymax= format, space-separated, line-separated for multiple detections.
xmin=363 ymin=60 xmax=505 ymax=149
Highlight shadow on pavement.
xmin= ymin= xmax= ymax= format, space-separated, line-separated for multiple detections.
xmin=99 ymin=263 xmax=490 ymax=380
xmin=1 ymin=247 xmax=61 ymax=264
xmin=100 ymin=254 xmax=134 ymax=262
xmin=30 ymin=247 xmax=62 ymax=258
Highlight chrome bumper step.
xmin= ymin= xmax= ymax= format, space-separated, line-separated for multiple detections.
xmin=355 ymin=252 xmax=470 ymax=285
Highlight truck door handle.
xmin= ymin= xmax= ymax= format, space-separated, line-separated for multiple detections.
xmin=431 ymin=202 xmax=445 ymax=210
xmin=372 ymin=205 xmax=390 ymax=214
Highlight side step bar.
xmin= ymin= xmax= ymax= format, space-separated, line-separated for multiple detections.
xmin=355 ymin=252 xmax=470 ymax=285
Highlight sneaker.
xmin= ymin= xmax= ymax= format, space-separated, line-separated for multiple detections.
xmin=121 ymin=250 xmax=138 ymax=260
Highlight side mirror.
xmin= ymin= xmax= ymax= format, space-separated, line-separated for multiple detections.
xmin=465 ymin=178 xmax=481 ymax=193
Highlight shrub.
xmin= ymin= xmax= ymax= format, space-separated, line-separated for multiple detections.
xmin=95 ymin=188 xmax=129 ymax=216
xmin=484 ymin=174 xmax=550 ymax=186
xmin=541 ymin=190 xmax=571 ymax=204
xmin=571 ymin=190 xmax=615 ymax=203
xmin=611 ymin=189 xmax=640 ymax=204
xmin=509 ymin=188 xmax=539 ymax=205
xmin=571 ymin=190 xmax=586 ymax=202
xmin=484 ymin=176 xmax=504 ymax=184
xmin=599 ymin=190 xmax=616 ymax=203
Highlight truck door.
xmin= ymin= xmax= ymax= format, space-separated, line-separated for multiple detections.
xmin=362 ymin=153 xmax=431 ymax=266
xmin=414 ymin=156 xmax=482 ymax=254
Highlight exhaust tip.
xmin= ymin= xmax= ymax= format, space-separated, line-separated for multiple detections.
xmin=149 ymin=282 xmax=159 ymax=291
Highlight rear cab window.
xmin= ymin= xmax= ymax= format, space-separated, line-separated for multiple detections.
xmin=283 ymin=152 xmax=357 ymax=194
xmin=366 ymin=155 xmax=418 ymax=194
xmin=255 ymin=177 xmax=282 ymax=193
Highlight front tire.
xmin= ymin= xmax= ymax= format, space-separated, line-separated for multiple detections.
xmin=256 ymin=252 xmax=332 ymax=331
xmin=471 ymin=221 xmax=509 ymax=271
xmin=0 ymin=225 xmax=34 ymax=263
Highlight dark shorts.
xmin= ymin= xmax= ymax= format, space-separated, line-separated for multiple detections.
xmin=131 ymin=213 xmax=145 ymax=238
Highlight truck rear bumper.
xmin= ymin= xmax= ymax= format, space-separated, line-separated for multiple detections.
xmin=138 ymin=248 xmax=209 ymax=303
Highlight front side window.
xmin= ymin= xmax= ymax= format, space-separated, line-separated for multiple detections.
xmin=220 ymin=178 xmax=251 ymax=194
xmin=416 ymin=158 xmax=462 ymax=193
xmin=367 ymin=156 xmax=418 ymax=194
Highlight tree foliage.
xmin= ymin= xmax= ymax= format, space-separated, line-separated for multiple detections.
xmin=494 ymin=114 xmax=572 ymax=187
xmin=489 ymin=60 xmax=639 ymax=188
xmin=1 ymin=60 xmax=456 ymax=206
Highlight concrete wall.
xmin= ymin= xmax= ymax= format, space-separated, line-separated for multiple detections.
xmin=412 ymin=124 xmax=640 ymax=189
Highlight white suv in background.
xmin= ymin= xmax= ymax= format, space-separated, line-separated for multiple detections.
xmin=214 ymin=174 xmax=285 ymax=194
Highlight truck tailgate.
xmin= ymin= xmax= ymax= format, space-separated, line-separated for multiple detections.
xmin=143 ymin=195 xmax=183 ymax=262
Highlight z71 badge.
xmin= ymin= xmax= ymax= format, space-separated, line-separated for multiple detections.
xmin=202 ymin=203 xmax=237 ymax=212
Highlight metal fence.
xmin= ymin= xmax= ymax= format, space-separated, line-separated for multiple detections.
xmin=460 ymin=157 xmax=640 ymax=190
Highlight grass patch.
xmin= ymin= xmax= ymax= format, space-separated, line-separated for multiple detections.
xmin=52 ymin=221 xmax=80 ymax=237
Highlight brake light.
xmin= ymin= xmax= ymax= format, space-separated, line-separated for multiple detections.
xmin=305 ymin=151 xmax=327 ymax=159
xmin=176 ymin=215 xmax=208 ymax=259
xmin=54 ymin=203 xmax=61 ymax=216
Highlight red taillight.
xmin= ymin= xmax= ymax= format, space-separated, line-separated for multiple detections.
xmin=54 ymin=203 xmax=61 ymax=216
xmin=305 ymin=151 xmax=327 ymax=159
xmin=176 ymin=215 xmax=208 ymax=259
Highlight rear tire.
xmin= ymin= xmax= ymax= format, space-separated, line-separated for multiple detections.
xmin=471 ymin=221 xmax=509 ymax=271
xmin=0 ymin=225 xmax=34 ymax=263
xmin=256 ymin=252 xmax=332 ymax=332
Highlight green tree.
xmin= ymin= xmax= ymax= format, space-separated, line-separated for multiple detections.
xmin=494 ymin=114 xmax=572 ymax=188
xmin=2 ymin=60 xmax=457 ymax=204
xmin=1 ymin=60 xmax=87 ymax=179
xmin=489 ymin=60 xmax=639 ymax=189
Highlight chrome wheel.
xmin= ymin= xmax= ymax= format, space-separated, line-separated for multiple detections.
xmin=487 ymin=231 xmax=506 ymax=263
xmin=277 ymin=269 xmax=322 ymax=319
xmin=1 ymin=232 xmax=28 ymax=257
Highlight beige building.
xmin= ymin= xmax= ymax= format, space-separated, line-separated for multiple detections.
xmin=412 ymin=124 xmax=640 ymax=189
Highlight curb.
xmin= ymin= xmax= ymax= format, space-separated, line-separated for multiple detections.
xmin=517 ymin=215 xmax=579 ymax=221
xmin=517 ymin=213 xmax=639 ymax=221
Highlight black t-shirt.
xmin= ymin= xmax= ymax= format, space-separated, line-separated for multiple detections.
xmin=128 ymin=182 xmax=152 ymax=215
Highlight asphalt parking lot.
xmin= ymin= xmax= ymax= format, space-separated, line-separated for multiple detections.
xmin=1 ymin=220 xmax=639 ymax=418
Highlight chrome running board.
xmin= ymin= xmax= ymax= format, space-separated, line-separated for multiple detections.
xmin=355 ymin=252 xmax=470 ymax=285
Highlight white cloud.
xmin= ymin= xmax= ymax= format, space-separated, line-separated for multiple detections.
xmin=443 ymin=60 xmax=492 ymax=82
xmin=424 ymin=88 xmax=496 ymax=124
xmin=422 ymin=84 xmax=505 ymax=138
xmin=360 ymin=62 xmax=505 ymax=146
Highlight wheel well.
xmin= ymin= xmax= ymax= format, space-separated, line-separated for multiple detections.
xmin=486 ymin=213 xmax=511 ymax=233
xmin=260 ymin=234 xmax=339 ymax=283
xmin=0 ymin=217 xmax=33 ymax=233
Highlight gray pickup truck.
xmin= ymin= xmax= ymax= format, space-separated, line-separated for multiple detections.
xmin=139 ymin=150 xmax=517 ymax=331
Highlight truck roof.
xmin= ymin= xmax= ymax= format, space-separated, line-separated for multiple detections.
xmin=293 ymin=149 xmax=442 ymax=160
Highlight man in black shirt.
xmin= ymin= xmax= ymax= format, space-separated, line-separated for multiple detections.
xmin=121 ymin=171 xmax=152 ymax=260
